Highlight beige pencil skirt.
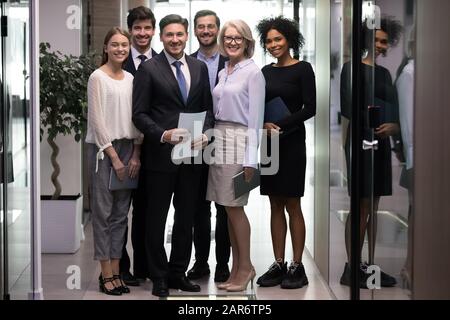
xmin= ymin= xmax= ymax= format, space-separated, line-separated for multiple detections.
xmin=206 ymin=121 xmax=249 ymax=207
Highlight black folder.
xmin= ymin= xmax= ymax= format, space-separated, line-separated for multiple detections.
xmin=109 ymin=167 xmax=139 ymax=191
xmin=264 ymin=97 xmax=291 ymax=123
xmin=232 ymin=168 xmax=261 ymax=199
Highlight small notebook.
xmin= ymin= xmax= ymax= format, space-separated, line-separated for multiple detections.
xmin=108 ymin=167 xmax=139 ymax=191
xmin=232 ymin=168 xmax=261 ymax=199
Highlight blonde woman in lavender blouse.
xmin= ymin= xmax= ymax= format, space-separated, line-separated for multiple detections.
xmin=206 ymin=19 xmax=265 ymax=292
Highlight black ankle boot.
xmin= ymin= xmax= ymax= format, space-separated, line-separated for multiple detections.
xmin=339 ymin=263 xmax=369 ymax=289
xmin=281 ymin=262 xmax=309 ymax=289
xmin=256 ymin=261 xmax=287 ymax=287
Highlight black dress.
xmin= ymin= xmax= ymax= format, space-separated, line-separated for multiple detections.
xmin=340 ymin=62 xmax=399 ymax=197
xmin=260 ymin=61 xmax=316 ymax=197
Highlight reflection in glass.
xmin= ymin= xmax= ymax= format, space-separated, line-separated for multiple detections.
xmin=328 ymin=0 xmax=352 ymax=299
xmin=340 ymin=16 xmax=403 ymax=292
xmin=395 ymin=24 xmax=415 ymax=294
xmin=3 ymin=1 xmax=32 ymax=299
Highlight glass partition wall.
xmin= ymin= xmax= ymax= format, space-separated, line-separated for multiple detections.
xmin=1 ymin=0 xmax=32 ymax=300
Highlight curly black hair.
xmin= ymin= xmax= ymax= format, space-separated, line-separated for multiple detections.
xmin=362 ymin=15 xmax=403 ymax=51
xmin=256 ymin=16 xmax=305 ymax=53
xmin=379 ymin=16 xmax=403 ymax=47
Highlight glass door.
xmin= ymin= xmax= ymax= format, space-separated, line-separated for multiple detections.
xmin=369 ymin=0 xmax=414 ymax=300
xmin=328 ymin=0 xmax=377 ymax=299
xmin=329 ymin=0 xmax=410 ymax=300
xmin=0 ymin=0 xmax=31 ymax=300
xmin=1 ymin=0 xmax=8 ymax=300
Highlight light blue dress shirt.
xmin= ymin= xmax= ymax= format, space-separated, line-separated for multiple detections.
xmin=212 ymin=58 xmax=266 ymax=168
xmin=197 ymin=50 xmax=220 ymax=92
xmin=163 ymin=50 xmax=191 ymax=94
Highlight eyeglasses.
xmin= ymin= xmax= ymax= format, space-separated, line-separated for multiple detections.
xmin=223 ymin=36 xmax=244 ymax=44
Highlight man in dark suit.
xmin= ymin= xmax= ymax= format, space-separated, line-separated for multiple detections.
xmin=119 ymin=6 xmax=157 ymax=287
xmin=132 ymin=14 xmax=214 ymax=298
xmin=123 ymin=6 xmax=157 ymax=76
xmin=186 ymin=10 xmax=231 ymax=283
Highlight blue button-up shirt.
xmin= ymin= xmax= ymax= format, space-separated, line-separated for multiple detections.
xmin=197 ymin=50 xmax=220 ymax=92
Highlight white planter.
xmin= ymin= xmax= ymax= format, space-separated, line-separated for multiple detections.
xmin=41 ymin=194 xmax=83 ymax=253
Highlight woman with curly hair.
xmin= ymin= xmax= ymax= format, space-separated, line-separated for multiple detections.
xmin=340 ymin=16 xmax=403 ymax=288
xmin=255 ymin=16 xmax=316 ymax=289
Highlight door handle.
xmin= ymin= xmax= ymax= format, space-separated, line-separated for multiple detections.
xmin=362 ymin=140 xmax=378 ymax=151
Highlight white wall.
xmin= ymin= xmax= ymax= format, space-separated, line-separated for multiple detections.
xmin=39 ymin=0 xmax=82 ymax=56
xmin=39 ymin=0 xmax=82 ymax=196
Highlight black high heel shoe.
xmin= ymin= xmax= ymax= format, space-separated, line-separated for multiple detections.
xmin=113 ymin=274 xmax=130 ymax=294
xmin=98 ymin=274 xmax=122 ymax=296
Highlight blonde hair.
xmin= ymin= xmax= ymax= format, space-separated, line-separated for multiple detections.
xmin=218 ymin=20 xmax=255 ymax=58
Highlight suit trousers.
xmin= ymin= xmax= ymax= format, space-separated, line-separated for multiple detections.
xmin=193 ymin=164 xmax=231 ymax=267
xmin=87 ymin=139 xmax=133 ymax=261
xmin=144 ymin=165 xmax=202 ymax=280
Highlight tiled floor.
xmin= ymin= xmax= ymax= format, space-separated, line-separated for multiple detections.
xmin=41 ymin=190 xmax=334 ymax=300
xmin=40 ymin=175 xmax=412 ymax=300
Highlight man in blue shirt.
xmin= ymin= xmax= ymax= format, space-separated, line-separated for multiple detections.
xmin=187 ymin=10 xmax=231 ymax=283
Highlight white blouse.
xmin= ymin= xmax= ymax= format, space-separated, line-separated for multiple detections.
xmin=86 ymin=69 xmax=143 ymax=170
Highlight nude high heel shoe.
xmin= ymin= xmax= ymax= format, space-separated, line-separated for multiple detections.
xmin=217 ymin=274 xmax=235 ymax=290
xmin=217 ymin=281 xmax=232 ymax=290
xmin=226 ymin=268 xmax=256 ymax=292
xmin=217 ymin=269 xmax=238 ymax=290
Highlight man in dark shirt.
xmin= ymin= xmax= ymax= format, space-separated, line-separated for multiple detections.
xmin=120 ymin=5 xmax=157 ymax=286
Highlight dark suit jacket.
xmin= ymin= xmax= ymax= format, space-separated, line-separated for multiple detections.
xmin=124 ymin=48 xmax=158 ymax=76
xmin=132 ymin=51 xmax=214 ymax=172
xmin=191 ymin=50 xmax=228 ymax=86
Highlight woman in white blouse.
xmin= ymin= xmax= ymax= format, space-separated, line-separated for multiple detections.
xmin=206 ymin=20 xmax=265 ymax=292
xmin=86 ymin=27 xmax=142 ymax=296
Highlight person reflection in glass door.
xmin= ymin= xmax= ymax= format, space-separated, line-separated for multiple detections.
xmin=395 ymin=25 xmax=416 ymax=291
xmin=340 ymin=17 xmax=403 ymax=288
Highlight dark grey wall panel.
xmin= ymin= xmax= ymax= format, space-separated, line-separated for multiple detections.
xmin=413 ymin=0 xmax=450 ymax=300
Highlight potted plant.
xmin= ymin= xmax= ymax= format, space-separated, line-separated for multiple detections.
xmin=39 ymin=42 xmax=98 ymax=253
